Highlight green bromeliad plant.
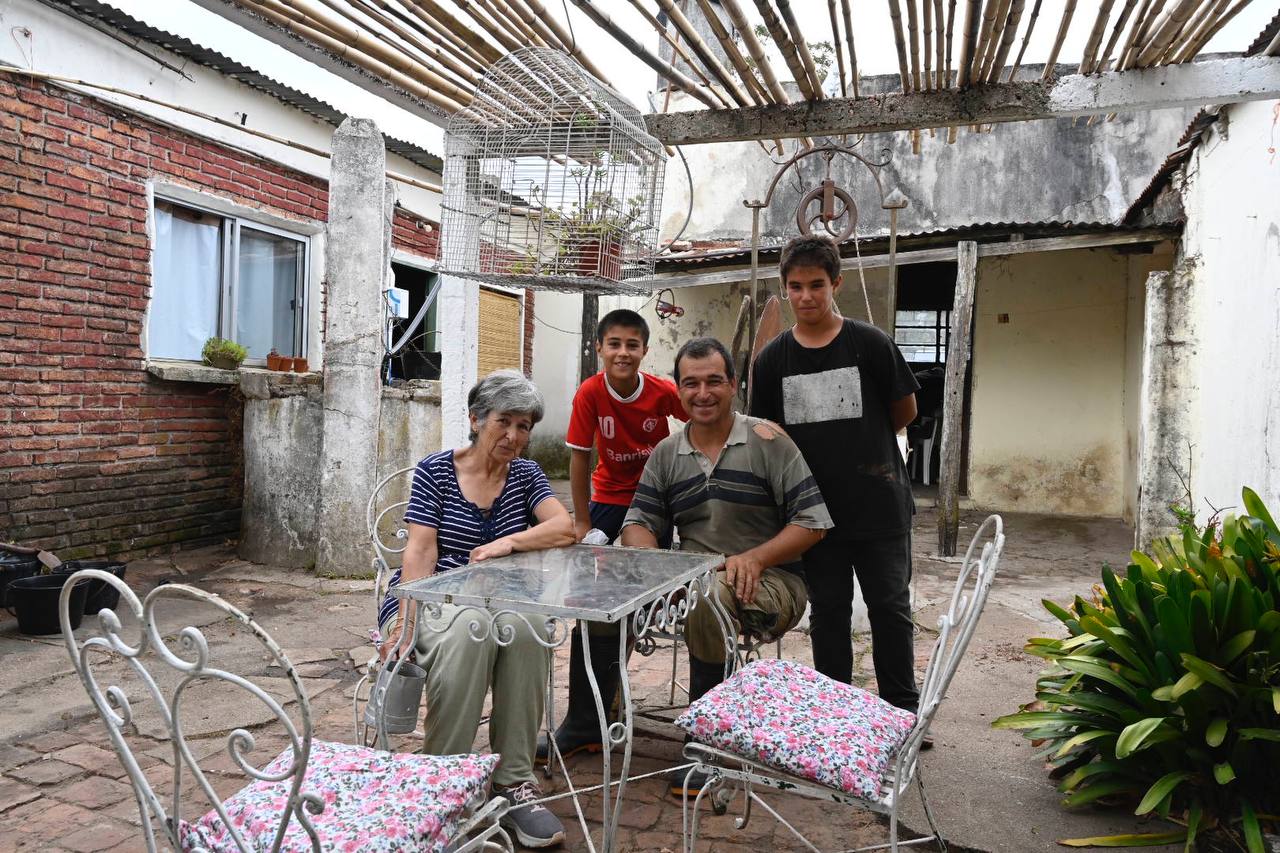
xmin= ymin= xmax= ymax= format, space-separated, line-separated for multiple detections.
xmin=994 ymin=488 xmax=1280 ymax=850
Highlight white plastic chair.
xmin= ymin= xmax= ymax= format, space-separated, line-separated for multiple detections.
xmin=681 ymin=515 xmax=1004 ymax=853
xmin=60 ymin=568 xmax=512 ymax=852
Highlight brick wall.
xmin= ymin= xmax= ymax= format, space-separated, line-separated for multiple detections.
xmin=0 ymin=77 xmax=441 ymax=559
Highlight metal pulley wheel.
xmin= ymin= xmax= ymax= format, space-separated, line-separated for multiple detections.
xmin=796 ymin=178 xmax=858 ymax=241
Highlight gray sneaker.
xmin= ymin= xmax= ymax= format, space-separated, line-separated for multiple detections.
xmin=494 ymin=780 xmax=565 ymax=849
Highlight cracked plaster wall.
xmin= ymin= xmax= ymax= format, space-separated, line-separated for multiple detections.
xmin=1177 ymin=99 xmax=1280 ymax=519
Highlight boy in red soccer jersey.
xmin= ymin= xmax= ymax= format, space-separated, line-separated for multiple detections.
xmin=537 ymin=308 xmax=685 ymax=763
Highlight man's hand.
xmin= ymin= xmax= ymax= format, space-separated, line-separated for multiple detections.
xmin=471 ymin=537 xmax=514 ymax=562
xmin=723 ymin=552 xmax=766 ymax=605
xmin=574 ymin=517 xmax=592 ymax=542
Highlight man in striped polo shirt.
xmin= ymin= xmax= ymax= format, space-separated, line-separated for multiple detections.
xmin=621 ymin=336 xmax=833 ymax=798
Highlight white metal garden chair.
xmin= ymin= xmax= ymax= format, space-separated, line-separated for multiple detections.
xmin=679 ymin=515 xmax=1004 ymax=853
xmin=60 ymin=567 xmax=512 ymax=852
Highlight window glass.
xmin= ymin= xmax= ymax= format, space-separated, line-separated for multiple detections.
xmin=236 ymin=226 xmax=303 ymax=358
xmin=149 ymin=202 xmax=222 ymax=360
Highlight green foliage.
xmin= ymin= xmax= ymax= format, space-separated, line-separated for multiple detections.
xmin=201 ymin=337 xmax=248 ymax=368
xmin=993 ymin=488 xmax=1280 ymax=850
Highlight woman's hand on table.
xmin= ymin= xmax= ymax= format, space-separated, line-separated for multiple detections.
xmin=471 ymin=537 xmax=515 ymax=562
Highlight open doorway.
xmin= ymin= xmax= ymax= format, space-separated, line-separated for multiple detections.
xmin=895 ymin=261 xmax=972 ymax=497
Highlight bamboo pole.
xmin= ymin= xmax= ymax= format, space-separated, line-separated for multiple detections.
xmin=501 ymin=0 xmax=569 ymax=53
xmin=1094 ymin=0 xmax=1142 ymax=71
xmin=354 ymin=0 xmax=484 ymax=81
xmin=753 ymin=0 xmax=820 ymax=100
xmin=623 ymin=0 xmax=734 ymax=108
xmin=1040 ymin=0 xmax=1078 ymax=79
xmin=933 ymin=0 xmax=946 ymax=87
xmin=313 ymin=0 xmax=475 ymax=92
xmin=479 ymin=0 xmax=543 ymax=46
xmin=695 ymin=0 xmax=772 ymax=106
xmin=449 ymin=0 xmax=525 ymax=53
xmin=985 ymin=0 xmax=1025 ymax=82
xmin=829 ymin=0 xmax=849 ymax=97
xmin=515 ymin=0 xmax=612 ymax=83
xmin=1079 ymin=0 xmax=1119 ymax=73
xmin=411 ymin=0 xmax=506 ymax=64
xmin=887 ymin=0 xmax=914 ymax=91
xmin=1008 ymin=0 xmax=1042 ymax=80
xmin=978 ymin=0 xmax=1015 ymax=82
xmin=1119 ymin=0 xmax=1166 ymax=70
xmin=238 ymin=0 xmax=469 ymax=111
xmin=906 ymin=0 xmax=923 ymax=91
xmin=1161 ymin=0 xmax=1229 ymax=63
xmin=776 ymin=0 xmax=826 ymax=98
xmin=381 ymin=1 xmax=490 ymax=69
xmin=844 ymin=0 xmax=862 ymax=96
xmin=1175 ymin=0 xmax=1253 ymax=62
xmin=4 ymin=66 xmax=445 ymax=194
xmin=922 ymin=0 xmax=934 ymax=90
xmin=972 ymin=0 xmax=1005 ymax=83
xmin=943 ymin=0 xmax=957 ymax=85
xmin=1136 ymin=0 xmax=1204 ymax=65
xmin=655 ymin=0 xmax=753 ymax=107
xmin=724 ymin=0 xmax=792 ymax=102
xmin=956 ymin=0 xmax=982 ymax=87
xmin=569 ymin=0 xmax=721 ymax=109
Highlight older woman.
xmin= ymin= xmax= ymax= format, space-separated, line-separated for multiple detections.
xmin=379 ymin=370 xmax=573 ymax=849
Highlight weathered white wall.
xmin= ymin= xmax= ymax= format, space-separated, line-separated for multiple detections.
xmin=1181 ymin=100 xmax=1280 ymax=515
xmin=969 ymin=249 xmax=1140 ymax=517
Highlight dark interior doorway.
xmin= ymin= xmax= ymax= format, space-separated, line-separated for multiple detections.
xmin=387 ymin=261 xmax=441 ymax=381
xmin=895 ymin=261 xmax=971 ymax=495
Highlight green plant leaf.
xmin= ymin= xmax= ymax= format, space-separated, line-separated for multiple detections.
xmin=1058 ymin=831 xmax=1186 ymax=847
xmin=1080 ymin=616 xmax=1153 ymax=683
xmin=1053 ymin=730 xmax=1117 ymax=759
xmin=1062 ymin=778 xmax=1139 ymax=807
xmin=1060 ymin=657 xmax=1142 ymax=700
xmin=1135 ymin=771 xmax=1192 ymax=815
xmin=1180 ymin=654 xmax=1239 ymax=697
xmin=991 ymin=711 xmax=1100 ymax=730
xmin=1205 ymin=717 xmax=1229 ymax=747
xmin=1116 ymin=717 xmax=1175 ymax=759
xmin=1242 ymin=486 xmax=1278 ymax=534
xmin=1212 ymin=761 xmax=1235 ymax=784
xmin=1218 ymin=630 xmax=1256 ymax=666
xmin=1184 ymin=801 xmax=1202 ymax=853
xmin=1242 ymin=801 xmax=1264 ymax=853
xmin=1155 ymin=596 xmax=1193 ymax=658
xmin=1238 ymin=728 xmax=1280 ymax=742
xmin=1171 ymin=671 xmax=1204 ymax=699
xmin=1058 ymin=759 xmax=1130 ymax=792
xmin=1273 ymin=687 xmax=1280 ymax=714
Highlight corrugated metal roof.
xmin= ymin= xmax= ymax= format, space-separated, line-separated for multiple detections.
xmin=655 ymin=220 xmax=1168 ymax=271
xmin=1122 ymin=109 xmax=1220 ymax=225
xmin=41 ymin=0 xmax=442 ymax=173
xmin=1245 ymin=8 xmax=1280 ymax=56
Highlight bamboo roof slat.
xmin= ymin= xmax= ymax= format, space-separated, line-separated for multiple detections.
xmin=656 ymin=0 xmax=753 ymax=107
xmin=829 ymin=0 xmax=849 ymax=97
xmin=724 ymin=0 xmax=791 ymax=103
xmin=694 ymin=0 xmax=773 ymax=106
xmin=776 ymin=0 xmax=826 ymax=98
xmin=888 ymin=0 xmax=914 ymax=91
xmin=1042 ymin=0 xmax=1079 ymax=78
xmin=753 ymin=0 xmax=819 ymax=100
xmin=842 ymin=0 xmax=862 ymax=96
xmin=1008 ymin=0 xmax=1044 ymax=80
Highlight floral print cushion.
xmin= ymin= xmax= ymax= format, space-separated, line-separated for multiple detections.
xmin=674 ymin=658 xmax=917 ymax=800
xmin=180 ymin=740 xmax=499 ymax=852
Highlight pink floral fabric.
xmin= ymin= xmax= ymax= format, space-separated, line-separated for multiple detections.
xmin=180 ymin=740 xmax=499 ymax=852
xmin=674 ymin=658 xmax=917 ymax=800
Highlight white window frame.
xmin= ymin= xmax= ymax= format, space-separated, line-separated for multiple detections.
xmin=146 ymin=182 xmax=322 ymax=365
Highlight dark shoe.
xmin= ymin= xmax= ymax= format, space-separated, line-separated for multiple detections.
xmin=667 ymin=763 xmax=712 ymax=799
xmin=920 ymin=733 xmax=935 ymax=751
xmin=495 ymin=781 xmax=565 ymax=848
xmin=537 ymin=628 xmax=623 ymax=766
xmin=739 ymin=608 xmax=781 ymax=643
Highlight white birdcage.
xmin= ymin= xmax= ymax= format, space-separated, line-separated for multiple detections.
xmin=439 ymin=48 xmax=666 ymax=294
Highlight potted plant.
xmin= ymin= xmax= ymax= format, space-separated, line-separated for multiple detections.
xmin=266 ymin=348 xmax=283 ymax=371
xmin=202 ymin=337 xmax=248 ymax=371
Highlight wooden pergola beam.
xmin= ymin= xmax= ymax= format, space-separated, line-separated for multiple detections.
xmin=644 ymin=55 xmax=1280 ymax=144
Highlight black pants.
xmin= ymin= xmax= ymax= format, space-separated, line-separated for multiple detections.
xmin=588 ymin=501 xmax=673 ymax=549
xmin=803 ymin=533 xmax=919 ymax=712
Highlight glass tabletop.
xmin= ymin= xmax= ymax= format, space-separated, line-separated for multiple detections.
xmin=392 ymin=545 xmax=724 ymax=623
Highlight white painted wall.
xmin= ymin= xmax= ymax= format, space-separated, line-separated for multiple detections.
xmin=0 ymin=0 xmax=441 ymax=219
xmin=530 ymin=291 xmax=586 ymax=437
xmin=968 ymin=249 xmax=1141 ymax=518
xmin=1181 ymin=100 xmax=1280 ymax=515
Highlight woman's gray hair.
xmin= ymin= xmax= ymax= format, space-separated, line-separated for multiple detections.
xmin=467 ymin=369 xmax=545 ymax=439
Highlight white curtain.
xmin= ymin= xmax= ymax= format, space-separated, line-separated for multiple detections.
xmin=149 ymin=202 xmax=221 ymax=360
xmin=236 ymin=227 xmax=302 ymax=359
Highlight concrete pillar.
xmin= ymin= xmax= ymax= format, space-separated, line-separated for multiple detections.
xmin=438 ymin=147 xmax=481 ymax=449
xmin=1135 ymin=261 xmax=1199 ymax=547
xmin=316 ymin=118 xmax=394 ymax=576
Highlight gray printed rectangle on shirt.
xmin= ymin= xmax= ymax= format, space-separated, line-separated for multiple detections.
xmin=781 ymin=366 xmax=863 ymax=424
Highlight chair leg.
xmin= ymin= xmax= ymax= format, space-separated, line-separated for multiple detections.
xmin=916 ymin=770 xmax=947 ymax=852
xmin=669 ymin=634 xmax=679 ymax=705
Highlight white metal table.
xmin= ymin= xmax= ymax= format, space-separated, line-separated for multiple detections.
xmin=390 ymin=544 xmax=733 ymax=853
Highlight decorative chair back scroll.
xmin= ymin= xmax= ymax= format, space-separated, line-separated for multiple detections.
xmin=59 ymin=569 xmax=321 ymax=853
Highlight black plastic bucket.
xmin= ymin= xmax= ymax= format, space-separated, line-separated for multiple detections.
xmin=0 ymin=553 xmax=42 ymax=609
xmin=8 ymin=573 xmax=87 ymax=635
xmin=56 ymin=561 xmax=127 ymax=614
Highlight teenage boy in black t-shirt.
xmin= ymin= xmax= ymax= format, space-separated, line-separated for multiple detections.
xmin=750 ymin=235 xmax=922 ymax=715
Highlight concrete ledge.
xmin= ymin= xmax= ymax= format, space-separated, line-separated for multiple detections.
xmin=146 ymin=359 xmax=238 ymax=384
xmin=381 ymin=379 xmax=441 ymax=403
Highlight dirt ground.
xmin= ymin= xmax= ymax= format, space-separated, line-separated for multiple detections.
xmin=1 ymin=503 xmax=1188 ymax=852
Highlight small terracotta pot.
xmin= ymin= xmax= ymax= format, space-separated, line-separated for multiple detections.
xmin=292 ymin=357 xmax=309 ymax=373
xmin=266 ymin=352 xmax=283 ymax=371
xmin=276 ymin=357 xmax=295 ymax=371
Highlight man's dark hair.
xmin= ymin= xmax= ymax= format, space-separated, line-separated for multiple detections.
xmin=779 ymin=234 xmax=841 ymax=284
xmin=673 ymin=336 xmax=735 ymax=384
xmin=596 ymin=309 xmax=649 ymax=345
